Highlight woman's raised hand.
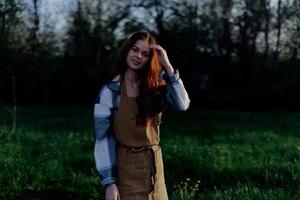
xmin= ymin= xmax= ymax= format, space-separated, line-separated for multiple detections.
xmin=150 ymin=44 xmax=174 ymax=76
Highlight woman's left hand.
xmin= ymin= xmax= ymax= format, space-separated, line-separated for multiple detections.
xmin=150 ymin=44 xmax=174 ymax=76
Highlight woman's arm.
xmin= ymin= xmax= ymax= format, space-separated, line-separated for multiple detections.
xmin=163 ymin=70 xmax=190 ymax=111
xmin=150 ymin=44 xmax=190 ymax=111
xmin=94 ymin=85 xmax=117 ymax=186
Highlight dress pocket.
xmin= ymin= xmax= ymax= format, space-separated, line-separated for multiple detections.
xmin=117 ymin=146 xmax=152 ymax=187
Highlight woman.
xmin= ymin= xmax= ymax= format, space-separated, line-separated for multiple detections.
xmin=94 ymin=31 xmax=190 ymax=200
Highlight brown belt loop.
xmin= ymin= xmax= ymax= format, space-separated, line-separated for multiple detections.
xmin=130 ymin=146 xmax=147 ymax=152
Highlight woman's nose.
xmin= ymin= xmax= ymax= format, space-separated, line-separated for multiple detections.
xmin=136 ymin=51 xmax=142 ymax=59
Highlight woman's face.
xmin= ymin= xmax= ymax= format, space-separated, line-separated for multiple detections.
xmin=126 ymin=39 xmax=151 ymax=71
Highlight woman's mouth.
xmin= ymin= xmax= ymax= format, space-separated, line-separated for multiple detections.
xmin=132 ymin=59 xmax=141 ymax=65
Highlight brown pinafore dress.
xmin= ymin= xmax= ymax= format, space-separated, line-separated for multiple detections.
xmin=113 ymin=82 xmax=168 ymax=200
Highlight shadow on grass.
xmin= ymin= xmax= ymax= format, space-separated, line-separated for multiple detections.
xmin=163 ymin=109 xmax=300 ymax=138
xmin=0 ymin=106 xmax=93 ymax=133
xmin=165 ymin=154 xmax=300 ymax=195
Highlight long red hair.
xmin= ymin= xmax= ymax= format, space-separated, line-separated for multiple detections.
xmin=112 ymin=31 xmax=167 ymax=125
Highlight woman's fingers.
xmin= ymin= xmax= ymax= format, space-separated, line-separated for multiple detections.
xmin=150 ymin=45 xmax=167 ymax=58
xmin=150 ymin=44 xmax=165 ymax=53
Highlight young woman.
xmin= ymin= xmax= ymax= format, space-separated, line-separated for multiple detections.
xmin=94 ymin=31 xmax=190 ymax=200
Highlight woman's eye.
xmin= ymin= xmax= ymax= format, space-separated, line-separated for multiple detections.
xmin=143 ymin=52 xmax=150 ymax=57
xmin=132 ymin=47 xmax=138 ymax=52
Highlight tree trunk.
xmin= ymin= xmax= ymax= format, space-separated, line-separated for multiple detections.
xmin=273 ymin=0 xmax=282 ymax=70
xmin=264 ymin=0 xmax=270 ymax=59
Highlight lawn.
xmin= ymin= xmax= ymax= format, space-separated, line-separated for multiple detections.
xmin=0 ymin=106 xmax=299 ymax=199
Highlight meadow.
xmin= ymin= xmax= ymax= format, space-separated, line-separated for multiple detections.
xmin=0 ymin=106 xmax=299 ymax=199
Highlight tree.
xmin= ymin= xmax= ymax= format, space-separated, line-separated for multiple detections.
xmin=0 ymin=0 xmax=24 ymax=104
xmin=63 ymin=0 xmax=130 ymax=103
xmin=273 ymin=0 xmax=283 ymax=71
xmin=26 ymin=0 xmax=41 ymax=62
xmin=130 ymin=0 xmax=172 ymax=42
xmin=220 ymin=0 xmax=234 ymax=66
xmin=288 ymin=0 xmax=300 ymax=60
xmin=263 ymin=0 xmax=271 ymax=60
xmin=0 ymin=0 xmax=23 ymax=63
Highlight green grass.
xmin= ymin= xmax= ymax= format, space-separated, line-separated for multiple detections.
xmin=0 ymin=106 xmax=299 ymax=199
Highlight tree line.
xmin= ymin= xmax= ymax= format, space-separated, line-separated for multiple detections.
xmin=0 ymin=0 xmax=299 ymax=109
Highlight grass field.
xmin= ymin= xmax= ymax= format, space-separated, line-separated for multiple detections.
xmin=0 ymin=106 xmax=299 ymax=199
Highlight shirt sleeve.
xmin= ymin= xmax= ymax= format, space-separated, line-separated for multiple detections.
xmin=163 ymin=69 xmax=190 ymax=111
xmin=93 ymin=85 xmax=117 ymax=186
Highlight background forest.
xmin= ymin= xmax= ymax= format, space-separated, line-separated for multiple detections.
xmin=1 ymin=0 xmax=299 ymax=109
xmin=1 ymin=1 xmax=300 ymax=199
